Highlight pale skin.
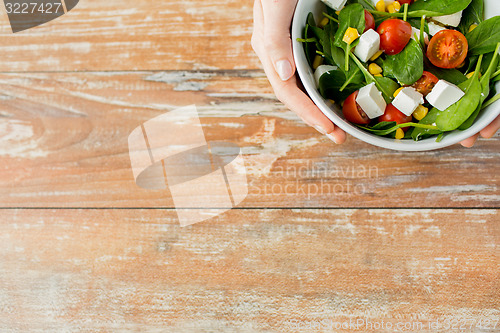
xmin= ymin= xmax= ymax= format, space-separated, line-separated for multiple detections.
xmin=251 ymin=0 xmax=499 ymax=147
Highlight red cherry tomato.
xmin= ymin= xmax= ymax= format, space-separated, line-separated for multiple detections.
xmin=343 ymin=91 xmax=370 ymax=125
xmin=398 ymin=0 xmax=413 ymax=4
xmin=426 ymin=29 xmax=468 ymax=69
xmin=377 ymin=19 xmax=412 ymax=55
xmin=411 ymin=71 xmax=439 ymax=96
xmin=379 ymin=104 xmax=413 ymax=131
xmin=364 ymin=10 xmax=375 ymax=32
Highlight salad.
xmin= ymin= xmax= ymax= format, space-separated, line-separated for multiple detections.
xmin=298 ymin=0 xmax=500 ymax=141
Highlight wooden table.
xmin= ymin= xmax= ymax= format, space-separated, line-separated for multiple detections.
xmin=0 ymin=0 xmax=498 ymax=331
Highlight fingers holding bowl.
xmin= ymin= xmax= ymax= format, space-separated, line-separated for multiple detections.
xmin=251 ymin=0 xmax=345 ymax=144
xmin=479 ymin=114 xmax=500 ymax=139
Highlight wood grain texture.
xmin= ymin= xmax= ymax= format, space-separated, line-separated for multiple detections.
xmin=1 ymin=0 xmax=498 ymax=330
xmin=0 ymin=71 xmax=498 ymax=208
xmin=0 ymin=0 xmax=259 ymax=72
xmin=0 ymin=209 xmax=498 ymax=332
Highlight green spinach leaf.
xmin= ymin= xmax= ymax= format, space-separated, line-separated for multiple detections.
xmin=408 ymin=0 xmax=472 ymax=17
xmin=333 ymin=4 xmax=365 ymax=51
xmin=309 ymin=21 xmax=338 ymax=65
xmin=458 ymin=0 xmax=483 ymax=34
xmin=350 ymin=52 xmax=397 ymax=103
xmin=310 ymin=27 xmax=330 ymax=63
xmin=370 ymin=121 xmax=397 ymax=130
xmin=435 ymin=67 xmax=482 ymax=130
xmin=303 ymin=12 xmax=318 ymax=67
xmin=359 ymin=121 xmax=439 ymax=136
xmin=383 ymin=39 xmax=424 ymax=85
xmin=425 ymin=66 xmax=468 ymax=85
xmin=331 ymin=45 xmax=364 ymax=83
xmin=458 ymin=43 xmax=499 ymax=129
xmin=457 ymin=104 xmax=482 ymax=130
xmin=480 ymin=52 xmax=496 ymax=74
xmin=466 ymin=16 xmax=500 ymax=55
xmin=318 ymin=69 xmax=364 ymax=102
xmin=482 ymin=92 xmax=500 ymax=107
xmin=410 ymin=108 xmax=444 ymax=140
xmin=350 ymin=0 xmax=375 ymax=10
xmin=374 ymin=76 xmax=399 ymax=104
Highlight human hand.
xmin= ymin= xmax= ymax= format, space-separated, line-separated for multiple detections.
xmin=460 ymin=115 xmax=500 ymax=147
xmin=251 ymin=0 xmax=346 ymax=144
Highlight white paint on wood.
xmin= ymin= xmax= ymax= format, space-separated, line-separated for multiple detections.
xmin=0 ymin=119 xmax=47 ymax=158
xmin=409 ymin=185 xmax=496 ymax=193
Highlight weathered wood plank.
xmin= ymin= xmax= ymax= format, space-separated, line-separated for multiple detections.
xmin=0 ymin=0 xmax=259 ymax=71
xmin=0 ymin=72 xmax=498 ymax=207
xmin=0 ymin=209 xmax=498 ymax=332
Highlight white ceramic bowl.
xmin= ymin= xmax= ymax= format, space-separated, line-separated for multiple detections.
xmin=292 ymin=0 xmax=500 ymax=151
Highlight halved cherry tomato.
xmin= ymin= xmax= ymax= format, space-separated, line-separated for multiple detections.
xmin=411 ymin=71 xmax=439 ymax=96
xmin=377 ymin=19 xmax=412 ymax=55
xmin=426 ymin=29 xmax=468 ymax=69
xmin=398 ymin=0 xmax=413 ymax=4
xmin=378 ymin=104 xmax=412 ymax=131
xmin=364 ymin=10 xmax=375 ymax=32
xmin=343 ymin=91 xmax=370 ymax=125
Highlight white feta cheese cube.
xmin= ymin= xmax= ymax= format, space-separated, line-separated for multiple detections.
xmin=427 ymin=22 xmax=446 ymax=36
xmin=426 ymin=80 xmax=465 ymax=111
xmin=433 ymin=11 xmax=463 ymax=27
xmin=320 ymin=0 xmax=348 ymax=10
xmin=314 ymin=65 xmax=338 ymax=88
xmin=391 ymin=87 xmax=424 ymax=116
xmin=354 ymin=29 xmax=381 ymax=62
xmin=411 ymin=27 xmax=429 ymax=44
xmin=355 ymin=82 xmax=386 ymax=119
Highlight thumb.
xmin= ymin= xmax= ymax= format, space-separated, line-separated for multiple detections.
xmin=265 ymin=30 xmax=295 ymax=81
xmin=261 ymin=0 xmax=298 ymax=81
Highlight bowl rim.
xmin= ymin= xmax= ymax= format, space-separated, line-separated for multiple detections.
xmin=291 ymin=0 xmax=500 ymax=151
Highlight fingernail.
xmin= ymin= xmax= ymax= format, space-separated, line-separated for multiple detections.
xmin=326 ymin=132 xmax=339 ymax=144
xmin=276 ymin=60 xmax=293 ymax=81
xmin=313 ymin=124 xmax=327 ymax=135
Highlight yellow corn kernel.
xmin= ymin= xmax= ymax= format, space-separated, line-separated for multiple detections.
xmin=387 ymin=4 xmax=396 ymax=13
xmin=466 ymin=71 xmax=482 ymax=79
xmin=395 ymin=128 xmax=405 ymax=140
xmin=412 ymin=105 xmax=428 ymax=121
xmin=319 ymin=17 xmax=329 ymax=28
xmin=369 ymin=63 xmax=383 ymax=75
xmin=376 ymin=0 xmax=386 ymax=12
xmin=312 ymin=55 xmax=323 ymax=70
xmin=343 ymin=27 xmax=360 ymax=44
xmin=468 ymin=24 xmax=478 ymax=32
xmin=393 ymin=1 xmax=401 ymax=11
xmin=370 ymin=50 xmax=384 ymax=61
xmin=393 ymin=86 xmax=404 ymax=97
